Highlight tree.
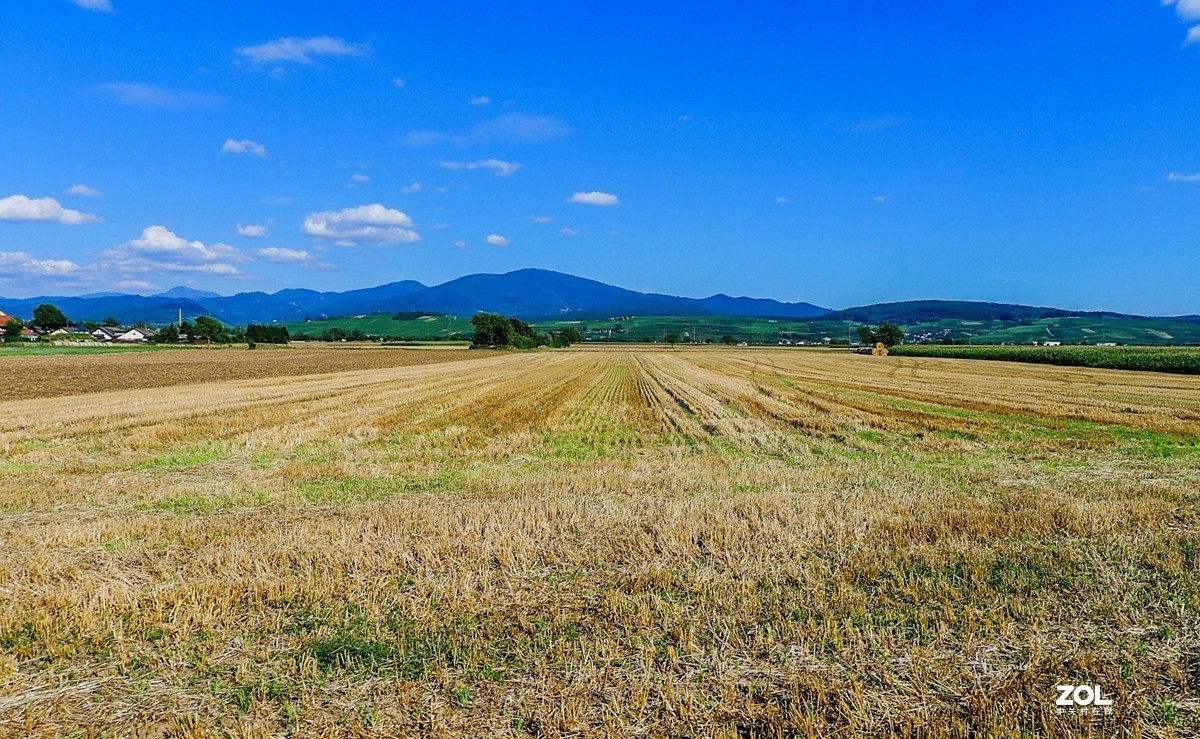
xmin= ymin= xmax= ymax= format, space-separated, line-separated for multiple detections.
xmin=663 ymin=333 xmax=679 ymax=346
xmin=875 ymin=322 xmax=905 ymax=347
xmin=857 ymin=326 xmax=876 ymax=345
xmin=193 ymin=316 xmax=230 ymax=343
xmin=32 ymin=303 xmax=68 ymax=329
xmin=102 ymin=316 xmax=120 ymax=327
xmin=471 ymin=313 xmax=511 ymax=346
xmin=2 ymin=317 xmax=25 ymax=343
xmin=154 ymin=323 xmax=180 ymax=344
xmin=560 ymin=327 xmax=582 ymax=345
xmin=721 ymin=334 xmax=737 ymax=345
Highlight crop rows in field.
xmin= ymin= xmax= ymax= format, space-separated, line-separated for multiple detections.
xmin=889 ymin=343 xmax=1200 ymax=374
xmin=2 ymin=349 xmax=1199 ymax=736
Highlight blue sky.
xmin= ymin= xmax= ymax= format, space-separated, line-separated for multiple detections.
xmin=1 ymin=1 xmax=1199 ymax=314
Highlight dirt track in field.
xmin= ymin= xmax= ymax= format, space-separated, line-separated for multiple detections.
xmin=0 ymin=346 xmax=481 ymax=398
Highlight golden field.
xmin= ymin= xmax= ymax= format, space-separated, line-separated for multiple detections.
xmin=0 ymin=347 xmax=1197 ymax=737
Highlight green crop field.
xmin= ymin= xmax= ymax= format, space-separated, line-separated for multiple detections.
xmin=890 ymin=344 xmax=1200 ymax=374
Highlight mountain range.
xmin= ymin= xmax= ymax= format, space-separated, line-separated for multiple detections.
xmin=0 ymin=269 xmax=829 ymax=325
xmin=0 ymin=268 xmax=1194 ymax=327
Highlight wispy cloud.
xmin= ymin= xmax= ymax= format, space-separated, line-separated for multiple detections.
xmin=347 ymin=173 xmax=371 ymax=187
xmin=1168 ymin=171 xmax=1200 ymax=182
xmin=237 ymin=223 xmax=268 ymax=237
xmin=401 ymin=182 xmax=422 ymax=194
xmin=302 ymin=204 xmax=419 ymax=246
xmin=438 ymin=159 xmax=522 ymax=176
xmin=236 ymin=36 xmax=370 ymax=66
xmin=775 ymin=196 xmax=790 ymax=203
xmin=469 ymin=96 xmax=491 ymax=106
xmin=402 ymin=113 xmax=570 ymax=147
xmin=873 ymin=195 xmax=889 ymax=203
xmin=568 ymin=191 xmax=619 ymax=206
xmin=66 ymin=184 xmax=102 ymax=197
xmin=531 ymin=216 xmax=552 ymax=224
xmin=558 ymin=227 xmax=579 ymax=237
xmin=392 ymin=77 xmax=406 ymax=88
xmin=0 ymin=251 xmax=81 ymax=277
xmin=69 ymin=0 xmax=113 ymax=11
xmin=0 ymin=195 xmax=99 ymax=224
xmin=90 ymin=82 xmax=226 ymax=110
xmin=221 ymin=139 xmax=267 ymax=157
xmin=256 ymin=247 xmax=312 ymax=263
xmin=485 ymin=234 xmax=510 ymax=246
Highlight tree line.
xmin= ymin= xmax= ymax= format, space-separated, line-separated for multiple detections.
xmin=470 ymin=313 xmax=580 ymax=349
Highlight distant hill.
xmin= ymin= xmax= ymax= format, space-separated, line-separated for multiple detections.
xmin=155 ymin=286 xmax=222 ymax=300
xmin=0 ymin=295 xmax=210 ymax=324
xmin=820 ymin=300 xmax=1138 ymax=324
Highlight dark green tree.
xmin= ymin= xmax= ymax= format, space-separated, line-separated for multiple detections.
xmin=857 ymin=326 xmax=877 ymax=345
xmin=875 ymin=322 xmax=905 ymax=347
xmin=2 ymin=317 xmax=25 ymax=343
xmin=560 ymin=327 xmax=582 ymax=345
xmin=155 ymin=323 xmax=180 ymax=344
xmin=663 ymin=333 xmax=679 ymax=346
xmin=471 ymin=313 xmax=511 ymax=346
xmin=32 ymin=303 xmax=69 ymax=329
xmin=721 ymin=334 xmax=737 ymax=345
xmin=193 ymin=316 xmax=230 ymax=343
xmin=102 ymin=316 xmax=120 ymax=327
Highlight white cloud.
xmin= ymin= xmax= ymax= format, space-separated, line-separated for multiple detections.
xmin=114 ymin=279 xmax=156 ymax=292
xmin=401 ymin=181 xmax=422 ymax=194
xmin=469 ymin=96 xmax=491 ymax=106
xmin=438 ymin=159 xmax=522 ymax=176
xmin=236 ymin=36 xmax=370 ymax=65
xmin=558 ymin=227 xmax=579 ymax=237
xmin=453 ymin=240 xmax=467 ymax=248
xmin=402 ymin=113 xmax=570 ymax=147
xmin=237 ymin=223 xmax=268 ymax=237
xmin=117 ymin=226 xmax=245 ymax=262
xmin=69 ymin=0 xmax=113 ymax=11
xmin=0 ymin=195 xmax=99 ymax=224
xmin=91 ymin=82 xmax=225 ymax=110
xmin=102 ymin=226 xmax=246 ymax=276
xmin=256 ymin=247 xmax=312 ymax=263
xmin=351 ymin=173 xmax=370 ymax=183
xmin=0 ymin=251 xmax=81 ymax=276
xmin=429 ymin=223 xmax=450 ymax=230
xmin=393 ymin=77 xmax=406 ymax=88
xmin=221 ymin=139 xmax=267 ymax=156
xmin=302 ymin=204 xmax=419 ymax=245
xmin=1166 ymin=0 xmax=1200 ymax=21
xmin=531 ymin=216 xmax=552 ymax=223
xmin=1167 ymin=171 xmax=1200 ymax=182
xmin=568 ymin=191 xmax=619 ymax=206
xmin=775 ymin=197 xmax=790 ymax=203
xmin=66 ymin=184 xmax=102 ymax=197
xmin=485 ymin=234 xmax=510 ymax=246
xmin=1164 ymin=2 xmax=1200 ymax=43
xmin=873 ymin=195 xmax=889 ymax=203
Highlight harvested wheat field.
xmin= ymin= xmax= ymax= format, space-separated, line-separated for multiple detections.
xmin=0 ymin=344 xmax=479 ymax=399
xmin=1 ymin=348 xmax=1197 ymax=737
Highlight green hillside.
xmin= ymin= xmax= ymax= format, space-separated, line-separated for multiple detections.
xmin=286 ymin=311 xmax=1200 ymax=346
